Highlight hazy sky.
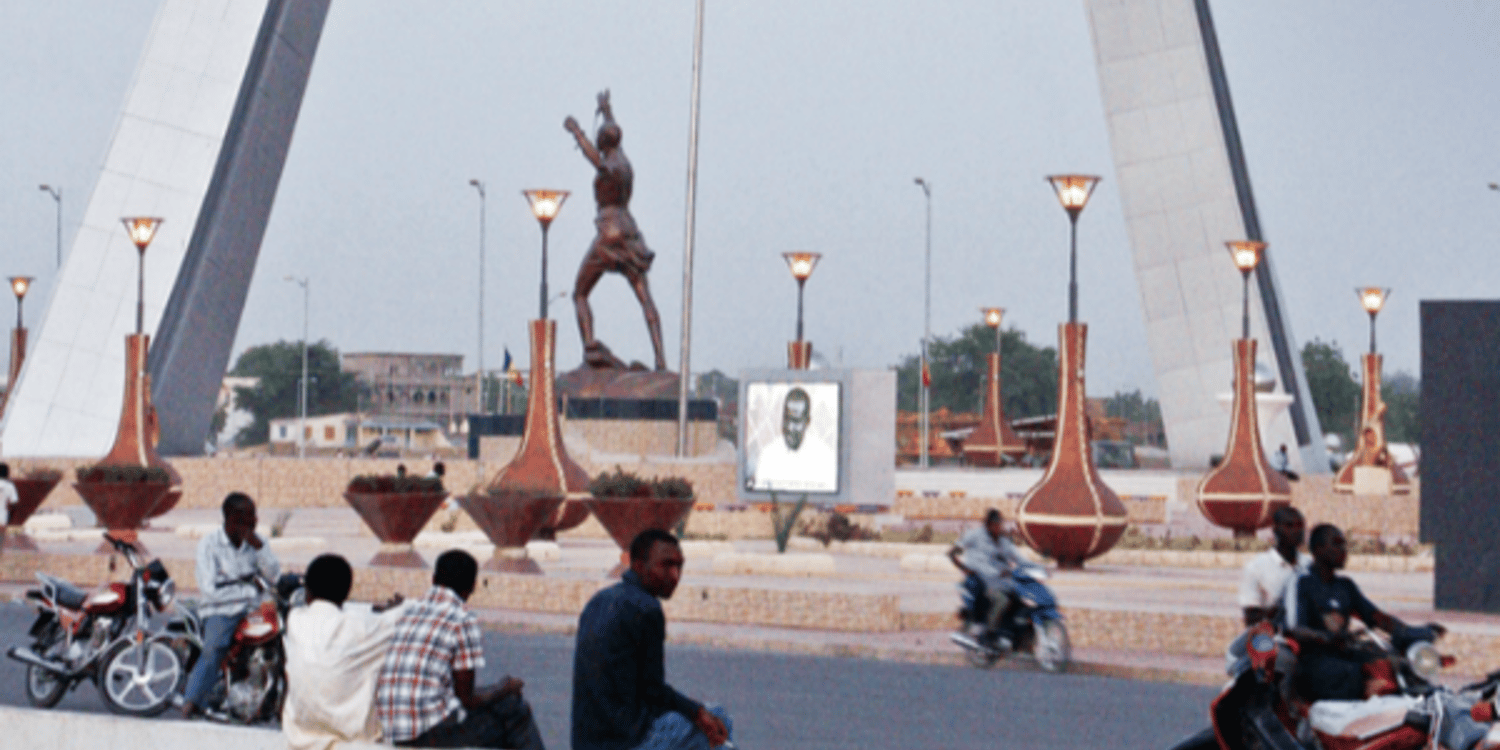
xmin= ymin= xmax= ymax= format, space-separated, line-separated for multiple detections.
xmin=4 ymin=1 xmax=1499 ymax=399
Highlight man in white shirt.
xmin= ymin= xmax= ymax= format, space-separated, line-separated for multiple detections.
xmin=284 ymin=554 xmax=406 ymax=750
xmin=0 ymin=463 xmax=17 ymax=528
xmin=181 ymin=492 xmax=280 ymax=716
xmin=1238 ymin=506 xmax=1309 ymax=627
xmin=948 ymin=509 xmax=1029 ymax=644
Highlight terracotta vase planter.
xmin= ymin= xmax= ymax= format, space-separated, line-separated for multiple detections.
xmin=1017 ymin=323 xmax=1128 ymax=568
xmin=537 ymin=501 xmax=592 ymax=540
xmin=73 ymin=471 xmax=171 ymax=553
xmin=2 ymin=473 xmax=62 ymax=552
xmin=585 ymin=496 xmax=696 ymax=575
xmin=344 ymin=480 xmax=450 ymax=567
xmin=1333 ymin=352 xmax=1412 ymax=496
xmin=470 ymin=320 xmax=591 ymax=573
xmin=457 ymin=492 xmax=565 ymax=574
xmin=1196 ymin=340 xmax=1292 ymax=537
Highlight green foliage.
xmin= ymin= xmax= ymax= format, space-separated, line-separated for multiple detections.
xmin=1101 ymin=389 xmax=1166 ymax=446
xmin=77 ymin=465 xmax=171 ymax=484
xmin=1382 ymin=371 xmax=1420 ymax=444
xmin=229 ymin=340 xmax=360 ymax=447
xmin=346 ymin=475 xmax=445 ymax=493
xmin=768 ymin=490 xmax=808 ymax=553
xmin=894 ymin=324 xmax=1057 ymax=418
xmin=1301 ymin=338 xmax=1360 ymax=447
xmin=588 ymin=466 xmax=693 ymax=499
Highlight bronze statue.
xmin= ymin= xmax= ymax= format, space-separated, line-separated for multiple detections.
xmin=564 ymin=90 xmax=668 ymax=371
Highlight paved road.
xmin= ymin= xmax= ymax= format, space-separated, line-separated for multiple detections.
xmin=0 ymin=602 xmax=1215 ymax=749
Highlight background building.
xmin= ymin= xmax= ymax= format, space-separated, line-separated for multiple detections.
xmin=341 ymin=352 xmax=479 ymax=435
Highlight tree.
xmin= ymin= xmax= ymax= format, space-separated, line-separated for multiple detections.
xmin=1301 ymin=338 xmax=1360 ymax=448
xmin=1101 ymin=389 xmax=1165 ymax=446
xmin=230 ymin=340 xmax=359 ymax=446
xmin=894 ymin=324 xmax=1057 ymax=420
xmin=1382 ymin=370 xmax=1419 ymax=444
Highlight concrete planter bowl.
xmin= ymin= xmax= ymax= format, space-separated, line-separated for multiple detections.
xmin=3 ymin=473 xmax=63 ymax=552
xmin=344 ymin=482 xmax=450 ymax=567
xmin=457 ymin=492 xmax=566 ymax=574
xmin=73 ymin=468 xmax=172 ymax=553
xmin=584 ymin=496 xmax=696 ymax=575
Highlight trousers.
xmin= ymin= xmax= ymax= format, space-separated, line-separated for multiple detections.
xmin=632 ymin=705 xmax=733 ymax=750
xmin=183 ymin=614 xmax=239 ymax=707
xmin=396 ymin=693 xmax=545 ymax=750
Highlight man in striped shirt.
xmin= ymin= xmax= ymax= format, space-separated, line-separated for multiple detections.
xmin=375 ymin=550 xmax=544 ymax=749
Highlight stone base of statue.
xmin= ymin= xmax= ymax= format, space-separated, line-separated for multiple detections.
xmin=1017 ymin=323 xmax=1127 ymax=568
xmin=557 ymin=367 xmax=681 ymax=400
xmin=1196 ymin=340 xmax=1292 ymax=537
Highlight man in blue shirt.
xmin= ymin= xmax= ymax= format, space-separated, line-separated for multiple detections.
xmin=1286 ymin=523 xmax=1445 ymax=701
xmin=572 ymin=529 xmax=732 ymax=750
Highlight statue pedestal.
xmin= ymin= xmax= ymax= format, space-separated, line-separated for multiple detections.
xmin=1197 ymin=340 xmax=1291 ymax=538
xmin=1017 ymin=323 xmax=1127 ymax=568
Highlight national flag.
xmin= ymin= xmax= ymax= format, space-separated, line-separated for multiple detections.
xmin=503 ymin=348 xmax=523 ymax=385
xmin=921 ymin=357 xmax=931 ymax=388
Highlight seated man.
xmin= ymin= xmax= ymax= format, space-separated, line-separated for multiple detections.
xmin=948 ymin=508 xmax=1028 ymax=644
xmin=1285 ymin=524 xmax=1445 ymax=702
xmin=375 ymin=550 xmax=544 ymax=750
xmin=181 ymin=492 xmax=280 ymax=716
xmin=283 ymin=554 xmax=406 ymax=750
xmin=573 ymin=529 xmax=732 ymax=750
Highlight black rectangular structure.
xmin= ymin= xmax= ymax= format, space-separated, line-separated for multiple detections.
xmin=466 ymin=398 xmax=718 ymax=459
xmin=1421 ymin=301 xmax=1500 ymax=612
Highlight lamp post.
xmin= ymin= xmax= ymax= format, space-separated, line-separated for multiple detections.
xmin=120 ymin=218 xmax=162 ymax=335
xmin=39 ymin=185 xmax=61 ymax=268
xmin=522 ymin=190 xmax=569 ymax=320
xmin=1226 ymin=241 xmax=1266 ymax=340
xmin=913 ymin=177 xmax=932 ymax=468
xmin=470 ymin=179 xmax=486 ymax=414
xmin=781 ymin=252 xmax=820 ymax=370
xmin=285 ymin=275 xmax=309 ymax=459
xmin=981 ymin=306 xmax=1004 ymax=356
xmin=1046 ymin=175 xmax=1101 ymax=323
xmin=1357 ymin=287 xmax=1389 ymax=355
xmin=10 ymin=277 xmax=33 ymax=332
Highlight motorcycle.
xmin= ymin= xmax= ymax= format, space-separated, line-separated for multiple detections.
xmin=1166 ymin=620 xmax=1500 ymax=750
xmin=6 ymin=533 xmax=183 ymax=716
xmin=949 ymin=563 xmax=1070 ymax=673
xmin=165 ymin=570 xmax=304 ymax=724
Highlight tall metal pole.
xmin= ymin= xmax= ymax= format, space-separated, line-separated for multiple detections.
xmin=1368 ymin=312 xmax=1377 ymax=355
xmin=676 ymin=0 xmax=706 ymax=458
xmin=1241 ymin=271 xmax=1251 ymax=340
xmin=539 ymin=224 xmax=550 ymax=320
xmin=39 ymin=185 xmax=61 ymax=267
xmin=470 ymin=179 xmax=486 ymax=414
xmin=795 ymin=278 xmax=806 ymax=341
xmin=1068 ymin=214 xmax=1079 ymax=324
xmin=285 ymin=276 xmax=309 ymax=459
xmin=914 ymin=178 xmax=931 ymax=468
xmin=136 ymin=250 xmax=145 ymax=336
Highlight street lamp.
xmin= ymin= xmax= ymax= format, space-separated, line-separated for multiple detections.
xmin=284 ymin=275 xmax=309 ymax=459
xmin=120 ymin=217 xmax=162 ymax=335
xmin=1357 ymin=287 xmax=1390 ymax=354
xmin=10 ymin=277 xmax=34 ymax=331
xmin=1225 ymin=240 xmax=1265 ymax=340
xmin=1045 ymin=175 xmax=1101 ymax=323
xmin=470 ymin=179 xmax=486 ymax=414
xmin=913 ymin=177 xmax=932 ymax=468
xmin=522 ymin=190 xmax=569 ymax=320
xmin=39 ymin=185 xmax=61 ymax=268
xmin=981 ymin=306 xmax=1004 ymax=355
xmin=781 ymin=252 xmax=821 ymax=342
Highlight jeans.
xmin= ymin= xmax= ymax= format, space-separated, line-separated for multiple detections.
xmin=396 ymin=693 xmax=545 ymax=750
xmin=183 ymin=614 xmax=239 ymax=707
xmin=632 ymin=705 xmax=733 ymax=750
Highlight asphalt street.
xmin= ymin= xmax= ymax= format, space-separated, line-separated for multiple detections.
xmin=0 ymin=602 xmax=1217 ymax=749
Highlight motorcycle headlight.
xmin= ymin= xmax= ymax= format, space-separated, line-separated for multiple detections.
xmin=156 ymin=579 xmax=176 ymax=610
xmin=1407 ymin=641 xmax=1442 ymax=679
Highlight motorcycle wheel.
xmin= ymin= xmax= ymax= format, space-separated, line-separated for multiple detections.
xmin=98 ymin=638 xmax=183 ymax=716
xmin=1034 ymin=620 xmax=1071 ymax=673
xmin=965 ymin=644 xmax=1002 ymax=669
xmin=25 ymin=663 xmax=68 ymax=708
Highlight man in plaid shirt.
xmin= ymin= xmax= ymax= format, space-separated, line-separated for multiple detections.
xmin=375 ymin=550 xmax=544 ymax=749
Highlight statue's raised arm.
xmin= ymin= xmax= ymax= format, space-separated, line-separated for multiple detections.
xmin=563 ymin=114 xmax=602 ymax=168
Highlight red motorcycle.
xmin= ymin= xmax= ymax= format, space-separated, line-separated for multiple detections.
xmin=1167 ymin=621 xmax=1500 ymax=750
xmin=164 ymin=570 xmax=304 ymax=724
xmin=6 ymin=534 xmax=183 ymax=715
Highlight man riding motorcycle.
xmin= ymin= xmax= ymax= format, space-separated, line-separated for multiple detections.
xmin=1238 ymin=506 xmax=1309 ymax=628
xmin=1286 ymin=523 xmax=1446 ymax=702
xmin=948 ymin=509 xmax=1029 ymax=647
